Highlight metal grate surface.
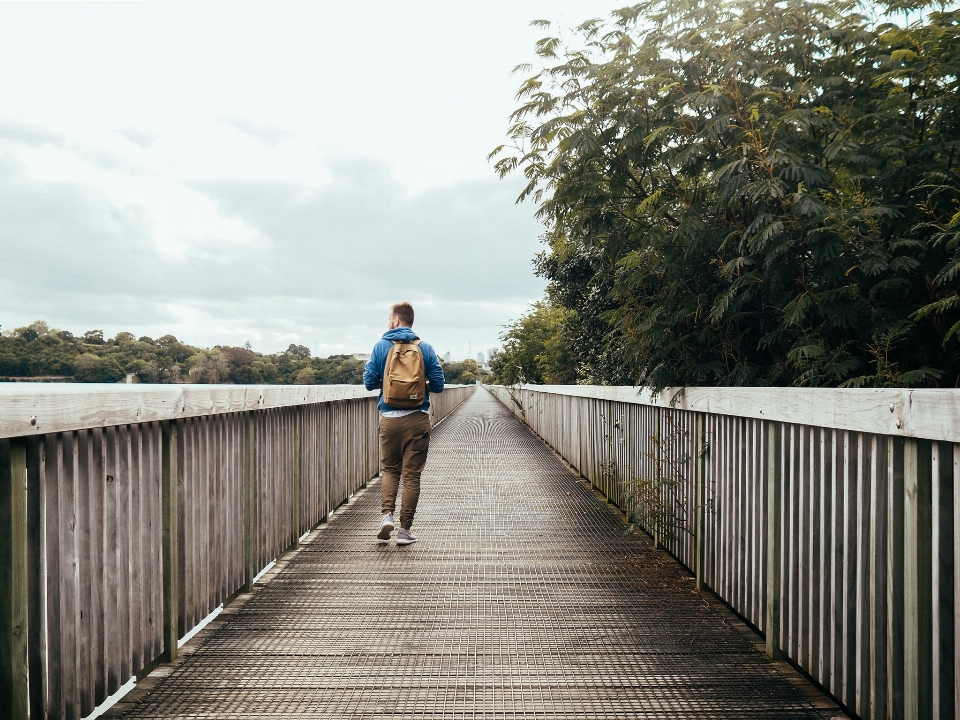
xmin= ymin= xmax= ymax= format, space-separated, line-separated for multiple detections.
xmin=115 ymin=388 xmax=836 ymax=719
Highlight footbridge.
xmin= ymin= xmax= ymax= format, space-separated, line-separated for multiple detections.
xmin=1 ymin=382 xmax=958 ymax=719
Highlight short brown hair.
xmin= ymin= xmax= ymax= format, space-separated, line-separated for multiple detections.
xmin=391 ymin=302 xmax=415 ymax=327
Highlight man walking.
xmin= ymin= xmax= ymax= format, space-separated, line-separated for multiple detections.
xmin=363 ymin=302 xmax=445 ymax=545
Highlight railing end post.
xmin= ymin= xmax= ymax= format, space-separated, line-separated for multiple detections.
xmin=0 ymin=437 xmax=29 ymax=720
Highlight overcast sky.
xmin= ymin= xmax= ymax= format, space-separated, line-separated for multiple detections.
xmin=0 ymin=0 xmax=623 ymax=360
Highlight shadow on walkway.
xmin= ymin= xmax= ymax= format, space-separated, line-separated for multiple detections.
xmin=110 ymin=387 xmax=842 ymax=719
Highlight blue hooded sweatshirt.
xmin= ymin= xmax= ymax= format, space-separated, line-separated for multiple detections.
xmin=363 ymin=327 xmax=445 ymax=413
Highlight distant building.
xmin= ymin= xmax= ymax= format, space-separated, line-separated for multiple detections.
xmin=443 ymin=351 xmax=451 ymax=362
xmin=476 ymin=352 xmax=485 ymax=366
xmin=352 ymin=353 xmax=370 ymax=362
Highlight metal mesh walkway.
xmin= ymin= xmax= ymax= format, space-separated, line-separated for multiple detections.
xmin=112 ymin=388 xmax=839 ymax=719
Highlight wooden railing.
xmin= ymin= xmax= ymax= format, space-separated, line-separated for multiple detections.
xmin=487 ymin=384 xmax=960 ymax=720
xmin=0 ymin=383 xmax=474 ymax=720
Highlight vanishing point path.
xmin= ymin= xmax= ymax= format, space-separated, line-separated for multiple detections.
xmin=109 ymin=388 xmax=842 ymax=719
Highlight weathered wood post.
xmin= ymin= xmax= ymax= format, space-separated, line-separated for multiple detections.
xmin=903 ymin=437 xmax=932 ymax=720
xmin=243 ymin=411 xmax=258 ymax=591
xmin=765 ymin=420 xmax=784 ymax=660
xmin=0 ymin=437 xmax=29 ymax=719
xmin=160 ymin=420 xmax=179 ymax=663
xmin=694 ymin=413 xmax=708 ymax=592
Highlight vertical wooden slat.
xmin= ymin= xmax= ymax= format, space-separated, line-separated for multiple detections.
xmin=236 ymin=413 xmax=244 ymax=591
xmin=855 ymin=433 xmax=871 ymax=716
xmin=787 ymin=425 xmax=801 ymax=661
xmin=103 ymin=427 xmax=119 ymax=696
xmin=831 ymin=430 xmax=845 ymax=699
xmin=128 ymin=425 xmax=143 ymax=673
xmin=797 ymin=425 xmax=809 ymax=671
xmin=732 ymin=417 xmax=742 ymax=615
xmin=0 ymin=437 xmax=29 ymax=720
xmin=903 ymin=438 xmax=932 ymax=720
xmin=765 ymin=421 xmax=784 ymax=660
xmin=42 ymin=435 xmax=62 ymax=720
xmin=202 ymin=417 xmax=212 ymax=616
xmin=26 ymin=437 xmax=43 ymax=720
xmin=60 ymin=431 xmax=81 ymax=720
xmin=142 ymin=425 xmax=156 ymax=663
xmin=218 ymin=416 xmax=226 ymax=605
xmin=115 ymin=425 xmax=131 ymax=685
xmin=161 ymin=420 xmax=179 ymax=663
xmin=183 ymin=419 xmax=193 ymax=633
xmin=887 ymin=437 xmax=905 ymax=718
xmin=932 ymin=441 xmax=955 ymax=720
xmin=756 ymin=420 xmax=767 ymax=629
xmin=748 ymin=419 xmax=760 ymax=626
xmin=75 ymin=430 xmax=93 ymax=716
xmin=694 ymin=413 xmax=707 ymax=592
xmin=225 ymin=418 xmax=235 ymax=597
xmin=244 ymin=412 xmax=257 ymax=591
xmin=212 ymin=417 xmax=222 ymax=608
xmin=809 ymin=427 xmax=822 ymax=678
xmin=177 ymin=418 xmax=198 ymax=632
xmin=154 ymin=423 xmax=165 ymax=663
xmin=869 ymin=435 xmax=888 ymax=720
xmin=819 ymin=429 xmax=834 ymax=691
xmin=293 ymin=407 xmax=301 ymax=549
xmin=176 ymin=422 xmax=188 ymax=638
xmin=955 ymin=443 xmax=960 ymax=718
xmin=841 ymin=431 xmax=855 ymax=707
xmin=260 ymin=412 xmax=266 ymax=568
xmin=719 ymin=416 xmax=729 ymax=600
xmin=194 ymin=418 xmax=203 ymax=623
xmin=90 ymin=427 xmax=106 ymax=707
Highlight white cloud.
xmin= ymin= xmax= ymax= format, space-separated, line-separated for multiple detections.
xmin=0 ymin=123 xmax=545 ymax=355
xmin=1 ymin=0 xmax=621 ymax=359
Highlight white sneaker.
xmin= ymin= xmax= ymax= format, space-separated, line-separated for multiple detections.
xmin=377 ymin=513 xmax=395 ymax=540
xmin=396 ymin=527 xmax=417 ymax=545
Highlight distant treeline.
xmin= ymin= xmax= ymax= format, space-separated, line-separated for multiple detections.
xmin=0 ymin=321 xmax=487 ymax=385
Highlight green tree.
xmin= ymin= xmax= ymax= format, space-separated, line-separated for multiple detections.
xmin=492 ymin=0 xmax=960 ymax=390
xmin=489 ymin=301 xmax=577 ymax=384
xmin=295 ymin=367 xmax=318 ymax=384
xmin=0 ymin=321 xmax=373 ymax=386
xmin=442 ymin=358 xmax=489 ymax=385
xmin=74 ymin=353 xmax=124 ymax=383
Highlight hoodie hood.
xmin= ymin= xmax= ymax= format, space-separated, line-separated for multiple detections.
xmin=382 ymin=327 xmax=420 ymax=342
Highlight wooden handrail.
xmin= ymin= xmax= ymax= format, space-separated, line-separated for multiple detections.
xmin=499 ymin=384 xmax=960 ymax=443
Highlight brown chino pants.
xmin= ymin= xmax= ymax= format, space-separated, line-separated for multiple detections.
xmin=379 ymin=411 xmax=431 ymax=529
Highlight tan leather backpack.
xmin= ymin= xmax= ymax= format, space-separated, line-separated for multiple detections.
xmin=383 ymin=339 xmax=427 ymax=408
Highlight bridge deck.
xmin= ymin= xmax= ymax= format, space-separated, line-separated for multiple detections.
xmin=110 ymin=388 xmax=841 ymax=719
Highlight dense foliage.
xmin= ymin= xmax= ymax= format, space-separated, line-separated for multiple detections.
xmin=489 ymin=301 xmax=577 ymax=384
xmin=1 ymin=320 xmax=483 ymax=385
xmin=0 ymin=321 xmax=365 ymax=384
xmin=492 ymin=0 xmax=960 ymax=389
xmin=441 ymin=358 xmax=489 ymax=385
